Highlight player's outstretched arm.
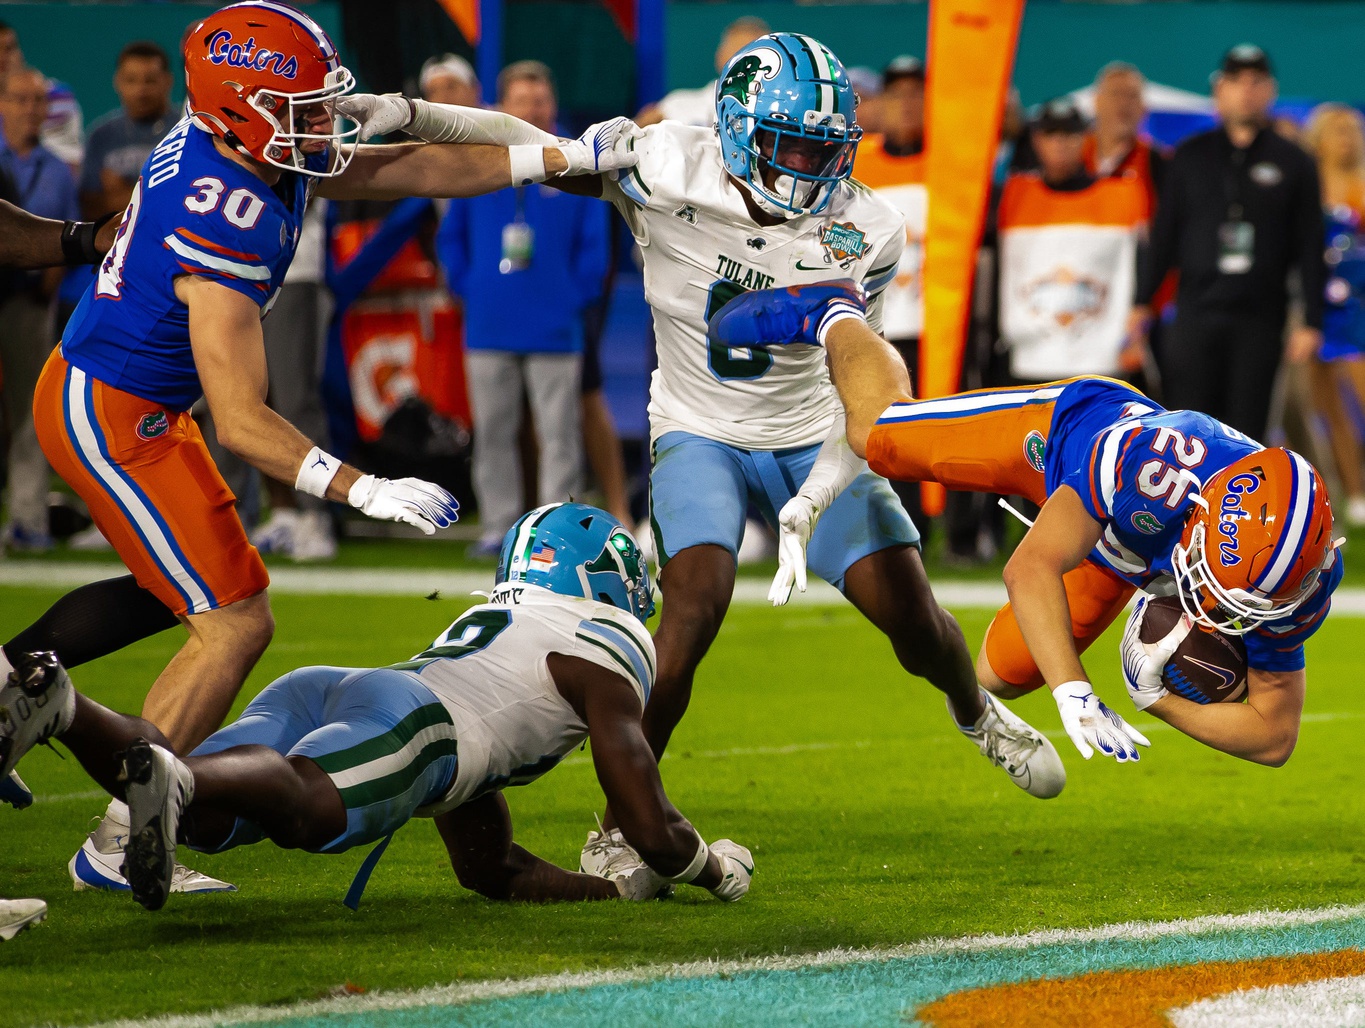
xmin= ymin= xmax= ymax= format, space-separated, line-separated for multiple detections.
xmin=434 ymin=792 xmax=618 ymax=902
xmin=1143 ymin=669 xmax=1304 ymax=766
xmin=551 ymin=654 xmax=752 ymax=901
xmin=1006 ymin=487 xmax=1151 ymax=762
xmin=184 ymin=277 xmax=458 ymax=534
xmin=0 ymin=200 xmax=118 ymax=270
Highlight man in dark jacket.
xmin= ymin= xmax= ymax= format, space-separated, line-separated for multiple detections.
xmin=1129 ymin=45 xmax=1323 ymax=440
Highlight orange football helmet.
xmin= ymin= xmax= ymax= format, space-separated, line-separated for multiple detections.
xmin=184 ymin=1 xmax=358 ymax=177
xmin=1172 ymin=448 xmax=1337 ymax=635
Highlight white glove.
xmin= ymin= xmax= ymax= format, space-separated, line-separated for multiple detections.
xmin=770 ymin=493 xmax=820 ymax=606
xmin=609 ymin=861 xmax=669 ymax=901
xmin=555 ymin=117 xmax=641 ymax=178
xmin=1121 ymin=594 xmax=1192 ymax=711
xmin=335 ymin=93 xmax=413 ymax=141
xmin=1053 ymin=681 xmax=1151 ymax=762
xmin=347 ymin=475 xmax=459 ymax=535
xmin=708 ymin=839 xmax=753 ymax=902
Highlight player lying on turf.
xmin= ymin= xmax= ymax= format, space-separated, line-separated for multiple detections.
xmin=0 ymin=504 xmax=751 ymax=912
xmin=16 ymin=0 xmax=640 ymax=896
xmin=338 ymin=34 xmax=1069 ymax=879
xmin=707 ymin=282 xmax=1341 ymax=767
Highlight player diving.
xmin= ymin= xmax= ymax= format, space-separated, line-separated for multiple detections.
xmin=708 ymin=280 xmax=1342 ymax=768
xmin=336 ymin=32 xmax=1070 ymax=882
xmin=0 ymin=505 xmax=752 ymax=911
xmin=4 ymin=0 xmax=640 ymax=896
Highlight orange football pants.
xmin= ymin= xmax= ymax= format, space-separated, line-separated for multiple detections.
xmin=865 ymin=380 xmax=1136 ymax=691
xmin=33 ymin=351 xmax=269 ymax=617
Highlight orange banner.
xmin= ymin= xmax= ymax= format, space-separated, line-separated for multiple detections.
xmin=436 ymin=0 xmax=480 ymax=45
xmin=920 ymin=0 xmax=1024 ymax=514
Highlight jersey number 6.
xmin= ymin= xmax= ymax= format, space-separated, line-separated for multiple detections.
xmin=704 ymin=280 xmax=773 ymax=380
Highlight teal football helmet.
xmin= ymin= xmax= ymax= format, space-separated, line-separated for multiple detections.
xmin=496 ymin=503 xmax=655 ymax=623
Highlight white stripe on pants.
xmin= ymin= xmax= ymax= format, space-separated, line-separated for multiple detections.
xmin=466 ymin=350 xmax=583 ymax=542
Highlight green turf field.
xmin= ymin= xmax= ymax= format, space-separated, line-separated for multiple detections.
xmin=3 ymin=582 xmax=1364 ymax=1027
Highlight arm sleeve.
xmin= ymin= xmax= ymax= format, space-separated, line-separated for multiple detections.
xmin=1295 ymin=154 xmax=1326 ymax=331
xmin=1244 ymin=554 xmax=1342 ymax=672
xmin=163 ymin=201 xmax=284 ymax=308
xmin=796 ymin=413 xmax=866 ymax=510
xmin=1136 ymin=147 xmax=1182 ymax=305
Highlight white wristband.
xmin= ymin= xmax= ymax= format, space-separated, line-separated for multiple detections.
xmin=508 ymin=144 xmax=548 ymax=186
xmin=295 ymin=446 xmax=341 ymax=499
xmin=815 ymin=302 xmax=867 ymax=346
xmin=664 ymin=835 xmax=710 ymax=884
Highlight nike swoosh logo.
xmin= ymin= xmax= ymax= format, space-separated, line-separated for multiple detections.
xmin=1184 ymin=656 xmax=1237 ymax=689
xmin=794 ymin=260 xmax=830 ymax=271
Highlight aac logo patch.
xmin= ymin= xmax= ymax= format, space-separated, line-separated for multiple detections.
xmin=137 ymin=411 xmax=169 ymax=441
xmin=821 ymin=222 xmax=869 ymax=262
xmin=1023 ymin=430 xmax=1047 ymax=473
xmin=1131 ymin=510 xmax=1163 ymax=536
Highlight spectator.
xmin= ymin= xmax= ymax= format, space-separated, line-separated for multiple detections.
xmin=846 ymin=66 xmax=885 ymax=135
xmin=635 ymin=16 xmax=768 ymax=127
xmin=1084 ymin=62 xmax=1167 ymax=218
xmin=0 ymin=19 xmax=83 ymax=170
xmin=1131 ymin=45 xmax=1324 ymax=440
xmin=0 ymin=68 xmax=78 ymax=552
xmin=437 ymin=61 xmax=610 ymax=555
xmin=80 ymin=42 xmax=173 ymax=221
xmin=995 ymin=98 xmax=1147 ymax=383
xmin=1303 ymin=103 xmax=1365 ymax=526
xmin=420 ymin=53 xmax=480 ymax=109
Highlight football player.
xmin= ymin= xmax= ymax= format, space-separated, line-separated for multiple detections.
xmin=708 ymin=282 xmax=1341 ymax=766
xmin=339 ymin=32 xmax=1069 ymax=880
xmin=0 ymin=505 xmax=751 ymax=911
xmin=20 ymin=0 xmax=638 ymax=895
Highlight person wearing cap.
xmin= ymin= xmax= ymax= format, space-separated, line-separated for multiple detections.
xmin=991 ymin=97 xmax=1148 ymax=385
xmin=421 ymin=53 xmax=480 ymax=109
xmin=1129 ymin=45 xmax=1324 ymax=440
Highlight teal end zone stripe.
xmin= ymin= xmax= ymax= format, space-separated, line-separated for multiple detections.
xmin=592 ymin=616 xmax=655 ymax=680
xmin=575 ymin=631 xmax=646 ymax=697
xmin=311 ymin=702 xmax=453 ymax=776
xmin=579 ymin=620 xmax=652 ymax=698
xmin=336 ymin=737 xmax=459 ymax=810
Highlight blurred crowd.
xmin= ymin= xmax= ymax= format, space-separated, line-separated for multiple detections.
xmin=3 ymin=14 xmax=1365 ymax=565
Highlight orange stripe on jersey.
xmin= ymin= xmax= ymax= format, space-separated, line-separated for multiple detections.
xmin=997 ymin=173 xmax=1147 ymax=231
xmin=174 ymin=227 xmax=262 ymax=262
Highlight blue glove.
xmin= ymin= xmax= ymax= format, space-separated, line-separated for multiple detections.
xmin=706 ymin=280 xmax=866 ymax=349
xmin=1 ymin=770 xmax=33 ymax=809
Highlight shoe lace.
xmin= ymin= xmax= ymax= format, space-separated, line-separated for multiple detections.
xmin=977 ymin=714 xmax=1042 ymax=773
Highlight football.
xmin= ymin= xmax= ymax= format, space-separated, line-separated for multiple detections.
xmin=1139 ymin=595 xmax=1249 ymax=703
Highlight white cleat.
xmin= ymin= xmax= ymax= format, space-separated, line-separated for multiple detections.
xmin=117 ymin=740 xmax=196 ymax=911
xmin=0 ymin=898 xmax=47 ymax=940
xmin=69 ymin=832 xmax=236 ymax=896
xmin=581 ymin=820 xmax=671 ymax=898
xmin=0 ymin=652 xmax=74 ymax=779
xmin=954 ymin=691 xmax=1066 ymax=799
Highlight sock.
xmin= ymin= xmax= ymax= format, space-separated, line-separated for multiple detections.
xmin=4 ymin=575 xmax=178 ymax=670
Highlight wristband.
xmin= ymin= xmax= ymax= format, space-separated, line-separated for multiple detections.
xmin=295 ymin=446 xmax=341 ymax=498
xmin=508 ymin=144 xmax=548 ymax=187
xmin=664 ymin=835 xmax=710 ymax=884
xmin=815 ymin=301 xmax=867 ymax=346
xmin=1053 ymin=679 xmax=1093 ymax=697
xmin=61 ymin=219 xmax=99 ymax=266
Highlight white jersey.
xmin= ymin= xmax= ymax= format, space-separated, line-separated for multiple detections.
xmin=604 ymin=121 xmax=904 ymax=449
xmin=405 ymin=586 xmax=656 ymax=817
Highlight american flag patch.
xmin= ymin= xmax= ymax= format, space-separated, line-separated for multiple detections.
xmin=529 ymin=543 xmax=556 ymax=569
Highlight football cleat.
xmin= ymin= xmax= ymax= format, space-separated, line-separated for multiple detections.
xmin=69 ymin=834 xmax=236 ymax=895
xmin=706 ymin=281 xmax=866 ymax=350
xmin=954 ymin=691 xmax=1066 ymax=800
xmin=0 ymin=898 xmax=47 ymax=941
xmin=1 ymin=770 xmax=33 ymax=809
xmin=117 ymin=740 xmax=196 ymax=911
xmin=0 ymin=651 xmax=74 ymax=780
xmin=581 ymin=821 xmax=672 ymax=899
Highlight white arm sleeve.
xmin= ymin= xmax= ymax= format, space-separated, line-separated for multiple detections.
xmin=799 ymin=413 xmax=866 ymax=511
xmin=407 ymin=101 xmax=562 ymax=146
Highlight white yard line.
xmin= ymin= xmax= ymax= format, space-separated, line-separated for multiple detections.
xmin=77 ymin=904 xmax=1365 ymax=1028
xmin=1170 ymin=975 xmax=1365 ymax=1028
xmin=8 ymin=561 xmax=1365 ymax=613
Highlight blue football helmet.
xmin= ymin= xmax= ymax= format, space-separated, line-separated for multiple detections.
xmin=496 ymin=503 xmax=655 ymax=623
xmin=715 ymin=33 xmax=862 ymax=217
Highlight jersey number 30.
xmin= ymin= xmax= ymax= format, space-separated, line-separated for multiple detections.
xmin=705 ymin=280 xmax=773 ymax=380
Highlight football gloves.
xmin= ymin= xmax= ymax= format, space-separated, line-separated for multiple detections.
xmin=770 ymin=493 xmax=819 ymax=606
xmin=555 ymin=117 xmax=641 ymax=178
xmin=1120 ymin=594 xmax=1192 ymax=712
xmin=348 ymin=475 xmax=459 ymax=535
xmin=335 ymin=93 xmax=414 ymax=141
xmin=708 ymin=839 xmax=754 ymax=902
xmin=1053 ymin=680 xmax=1151 ymax=762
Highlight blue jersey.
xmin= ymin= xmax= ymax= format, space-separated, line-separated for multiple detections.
xmin=61 ymin=119 xmax=323 ymax=410
xmin=1045 ymin=378 xmax=1341 ymax=672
